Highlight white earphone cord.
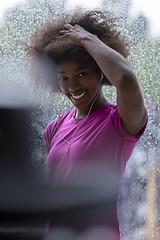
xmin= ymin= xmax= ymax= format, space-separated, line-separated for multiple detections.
xmin=56 ymin=89 xmax=101 ymax=172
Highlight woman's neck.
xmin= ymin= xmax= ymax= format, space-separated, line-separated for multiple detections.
xmin=75 ymin=94 xmax=107 ymax=119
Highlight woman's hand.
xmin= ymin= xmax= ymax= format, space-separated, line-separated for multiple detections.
xmin=59 ymin=24 xmax=94 ymax=46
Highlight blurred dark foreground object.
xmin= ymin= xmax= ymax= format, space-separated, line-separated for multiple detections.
xmin=0 ymin=102 xmax=118 ymax=240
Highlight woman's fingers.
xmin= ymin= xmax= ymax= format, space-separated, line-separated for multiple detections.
xmin=60 ymin=24 xmax=84 ymax=35
xmin=59 ymin=30 xmax=68 ymax=35
xmin=59 ymin=24 xmax=74 ymax=36
xmin=63 ymin=24 xmax=82 ymax=31
xmin=63 ymin=23 xmax=74 ymax=30
xmin=58 ymin=24 xmax=88 ymax=45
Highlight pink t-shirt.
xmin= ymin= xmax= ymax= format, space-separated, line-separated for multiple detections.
xmin=43 ymin=103 xmax=146 ymax=238
xmin=43 ymin=103 xmax=146 ymax=177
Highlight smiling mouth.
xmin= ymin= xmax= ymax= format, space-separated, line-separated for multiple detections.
xmin=71 ymin=92 xmax=86 ymax=100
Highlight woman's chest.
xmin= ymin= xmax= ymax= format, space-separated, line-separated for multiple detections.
xmin=47 ymin=121 xmax=121 ymax=173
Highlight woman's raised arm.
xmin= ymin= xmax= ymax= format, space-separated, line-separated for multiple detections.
xmin=60 ymin=24 xmax=148 ymax=136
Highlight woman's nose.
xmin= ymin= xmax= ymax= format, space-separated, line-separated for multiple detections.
xmin=68 ymin=77 xmax=80 ymax=91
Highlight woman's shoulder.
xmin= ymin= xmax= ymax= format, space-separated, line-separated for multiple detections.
xmin=97 ymin=102 xmax=117 ymax=116
xmin=46 ymin=108 xmax=75 ymax=128
xmin=105 ymin=102 xmax=116 ymax=110
xmin=43 ymin=108 xmax=75 ymax=147
xmin=58 ymin=108 xmax=75 ymax=123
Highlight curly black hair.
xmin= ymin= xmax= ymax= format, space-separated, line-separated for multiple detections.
xmin=26 ymin=10 xmax=130 ymax=90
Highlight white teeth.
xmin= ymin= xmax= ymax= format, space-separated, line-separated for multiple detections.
xmin=72 ymin=92 xmax=85 ymax=100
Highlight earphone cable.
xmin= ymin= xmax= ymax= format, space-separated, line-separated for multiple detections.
xmin=56 ymin=90 xmax=100 ymax=171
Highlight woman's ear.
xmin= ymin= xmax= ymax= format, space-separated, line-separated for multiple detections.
xmin=95 ymin=68 xmax=103 ymax=82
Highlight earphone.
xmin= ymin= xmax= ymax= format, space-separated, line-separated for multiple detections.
xmin=56 ymin=86 xmax=101 ymax=172
xmin=101 ymin=72 xmax=104 ymax=82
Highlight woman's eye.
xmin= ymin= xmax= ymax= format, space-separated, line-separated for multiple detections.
xmin=78 ymin=72 xmax=88 ymax=78
xmin=58 ymin=76 xmax=68 ymax=81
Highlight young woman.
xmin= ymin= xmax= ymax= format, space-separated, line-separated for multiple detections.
xmin=26 ymin=10 xmax=147 ymax=239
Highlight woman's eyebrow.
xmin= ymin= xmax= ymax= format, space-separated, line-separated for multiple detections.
xmin=74 ymin=66 xmax=87 ymax=72
xmin=57 ymin=66 xmax=87 ymax=74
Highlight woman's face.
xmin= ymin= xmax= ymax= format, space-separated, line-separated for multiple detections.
xmin=56 ymin=60 xmax=103 ymax=112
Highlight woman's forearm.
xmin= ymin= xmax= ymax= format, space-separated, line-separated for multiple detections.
xmin=81 ymin=34 xmax=137 ymax=89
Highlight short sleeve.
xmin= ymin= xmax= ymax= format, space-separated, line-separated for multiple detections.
xmin=110 ymin=104 xmax=147 ymax=142
xmin=43 ymin=119 xmax=57 ymax=149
